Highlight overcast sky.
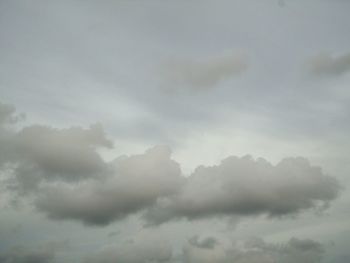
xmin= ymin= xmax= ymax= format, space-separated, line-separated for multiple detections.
xmin=1 ymin=1 xmax=350 ymax=262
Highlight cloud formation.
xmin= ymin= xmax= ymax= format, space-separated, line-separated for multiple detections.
xmin=145 ymin=155 xmax=340 ymax=225
xmin=0 ymin=101 xmax=341 ymax=227
xmin=0 ymin=102 xmax=24 ymax=126
xmin=36 ymin=151 xmax=339 ymax=226
xmin=188 ymin=235 xmax=218 ymax=250
xmin=0 ymin=245 xmax=56 ymax=263
xmin=83 ymin=235 xmax=325 ymax=263
xmin=16 ymin=124 xmax=112 ymax=181
xmin=183 ymin=236 xmax=325 ymax=263
xmin=0 ymin=102 xmax=113 ymax=193
xmin=35 ymin=146 xmax=184 ymax=225
xmin=308 ymin=52 xmax=350 ymax=76
xmin=84 ymin=235 xmax=172 ymax=263
xmin=162 ymin=52 xmax=248 ymax=90
xmin=1 ymin=1 xmax=350 ymax=262
xmin=0 ymin=102 xmax=24 ymax=166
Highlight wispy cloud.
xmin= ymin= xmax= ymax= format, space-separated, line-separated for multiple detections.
xmin=161 ymin=52 xmax=248 ymax=91
xmin=307 ymin=52 xmax=350 ymax=77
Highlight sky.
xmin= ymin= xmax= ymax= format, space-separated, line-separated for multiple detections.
xmin=1 ymin=0 xmax=350 ymax=262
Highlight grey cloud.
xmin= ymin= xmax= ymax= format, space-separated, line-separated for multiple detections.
xmin=35 ymin=146 xmax=184 ymax=226
xmin=0 ymin=102 xmax=341 ymax=227
xmin=162 ymin=52 xmax=248 ymax=90
xmin=36 ymin=151 xmax=340 ymax=227
xmin=0 ymin=102 xmax=113 ymax=193
xmin=0 ymin=102 xmax=16 ymax=168
xmin=183 ymin=237 xmax=324 ymax=263
xmin=188 ymin=235 xmax=218 ymax=249
xmin=332 ymin=254 xmax=350 ymax=263
xmin=83 ymin=236 xmax=325 ymax=263
xmin=84 ymin=236 xmax=172 ymax=263
xmin=308 ymin=52 xmax=350 ymax=76
xmin=0 ymin=1 xmax=349 ymax=262
xmin=0 ymin=101 xmax=24 ymax=126
xmin=0 ymin=102 xmax=24 ymax=166
xmin=0 ymin=245 xmax=55 ymax=263
xmin=144 ymin=156 xmax=340 ymax=225
xmin=15 ymin=124 xmax=112 ymax=182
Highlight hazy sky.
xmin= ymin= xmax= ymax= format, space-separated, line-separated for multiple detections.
xmin=1 ymin=1 xmax=350 ymax=262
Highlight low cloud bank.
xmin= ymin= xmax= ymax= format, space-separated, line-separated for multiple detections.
xmin=183 ymin=236 xmax=325 ymax=263
xmin=83 ymin=236 xmax=325 ymax=263
xmin=0 ymin=101 xmax=341 ymax=226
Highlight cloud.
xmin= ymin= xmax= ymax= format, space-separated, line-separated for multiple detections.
xmin=332 ymin=254 xmax=350 ymax=263
xmin=144 ymin=155 xmax=340 ymax=225
xmin=0 ymin=245 xmax=56 ymax=263
xmin=15 ymin=124 xmax=113 ymax=182
xmin=84 ymin=235 xmax=172 ymax=263
xmin=188 ymin=235 xmax=218 ymax=249
xmin=81 ymin=235 xmax=325 ymax=263
xmin=0 ymin=102 xmax=113 ymax=193
xmin=183 ymin=237 xmax=325 ymax=263
xmin=162 ymin=52 xmax=248 ymax=90
xmin=35 ymin=146 xmax=184 ymax=226
xmin=0 ymin=101 xmax=341 ymax=227
xmin=36 ymin=151 xmax=339 ymax=227
xmin=0 ymin=102 xmax=24 ymax=167
xmin=308 ymin=52 xmax=350 ymax=76
xmin=0 ymin=101 xmax=24 ymax=126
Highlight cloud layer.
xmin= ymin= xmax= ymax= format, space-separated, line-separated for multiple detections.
xmin=183 ymin=236 xmax=325 ymax=263
xmin=35 ymin=146 xmax=184 ymax=225
xmin=83 ymin=235 xmax=325 ymax=263
xmin=0 ymin=102 xmax=113 ymax=194
xmin=1 ymin=1 xmax=350 ymax=262
xmin=0 ymin=245 xmax=56 ymax=263
xmin=84 ymin=235 xmax=172 ymax=263
xmin=145 ymin=155 xmax=340 ymax=225
xmin=0 ymin=101 xmax=341 ymax=226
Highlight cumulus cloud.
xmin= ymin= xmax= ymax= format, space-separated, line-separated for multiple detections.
xmin=35 ymin=146 xmax=184 ymax=225
xmin=308 ymin=52 xmax=350 ymax=76
xmin=162 ymin=52 xmax=248 ymax=90
xmin=183 ymin=236 xmax=325 ymax=263
xmin=84 ymin=235 xmax=172 ymax=263
xmin=36 ymin=152 xmax=339 ymax=226
xmin=15 ymin=124 xmax=113 ymax=182
xmin=0 ymin=102 xmax=113 ymax=193
xmin=144 ymin=155 xmax=340 ymax=225
xmin=0 ymin=101 xmax=341 ymax=227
